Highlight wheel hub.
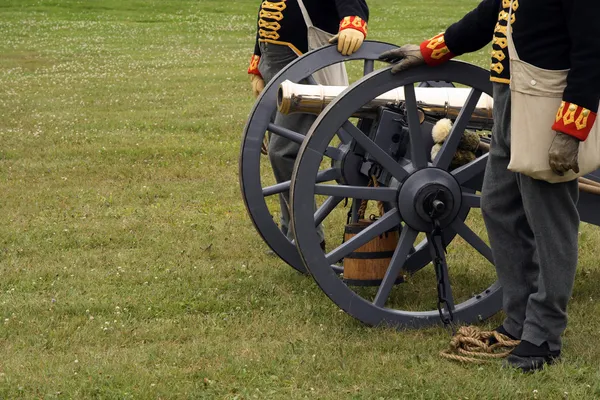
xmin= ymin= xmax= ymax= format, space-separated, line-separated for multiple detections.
xmin=398 ymin=168 xmax=462 ymax=231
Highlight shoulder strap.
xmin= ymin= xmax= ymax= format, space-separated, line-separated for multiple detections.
xmin=506 ymin=0 xmax=520 ymax=60
xmin=296 ymin=0 xmax=314 ymax=28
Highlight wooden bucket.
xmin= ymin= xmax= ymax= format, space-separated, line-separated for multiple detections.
xmin=342 ymin=219 xmax=401 ymax=286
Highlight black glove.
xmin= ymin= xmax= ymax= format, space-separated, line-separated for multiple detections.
xmin=548 ymin=131 xmax=580 ymax=176
xmin=379 ymin=44 xmax=424 ymax=74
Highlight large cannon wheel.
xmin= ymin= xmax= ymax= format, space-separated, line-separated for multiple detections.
xmin=290 ymin=61 xmax=503 ymax=328
xmin=239 ymin=41 xmax=399 ymax=274
xmin=290 ymin=60 xmax=600 ymax=329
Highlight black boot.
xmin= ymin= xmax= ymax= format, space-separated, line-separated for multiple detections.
xmin=503 ymin=340 xmax=561 ymax=372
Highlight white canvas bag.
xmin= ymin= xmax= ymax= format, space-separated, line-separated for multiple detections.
xmin=297 ymin=0 xmax=349 ymax=86
xmin=505 ymin=1 xmax=600 ymax=183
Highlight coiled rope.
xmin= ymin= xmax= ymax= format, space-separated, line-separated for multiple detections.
xmin=439 ymin=325 xmax=521 ymax=364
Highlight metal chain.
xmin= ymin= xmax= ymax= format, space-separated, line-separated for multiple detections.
xmin=431 ymin=222 xmax=454 ymax=327
xmin=428 ymin=193 xmax=456 ymax=335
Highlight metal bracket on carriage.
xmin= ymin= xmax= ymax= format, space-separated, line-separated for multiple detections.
xmin=359 ymin=106 xmax=419 ymax=186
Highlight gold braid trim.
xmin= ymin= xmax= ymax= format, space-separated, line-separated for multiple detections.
xmin=259 ymin=19 xmax=281 ymax=31
xmin=259 ymin=28 xmax=280 ymax=40
xmin=261 ymin=1 xmax=286 ymax=12
xmin=258 ymin=1 xmax=285 ymax=41
xmin=260 ymin=9 xmax=284 ymax=21
xmin=257 ymin=39 xmax=303 ymax=56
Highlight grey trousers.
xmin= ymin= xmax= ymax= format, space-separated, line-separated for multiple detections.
xmin=258 ymin=42 xmax=325 ymax=242
xmin=481 ymin=83 xmax=580 ymax=351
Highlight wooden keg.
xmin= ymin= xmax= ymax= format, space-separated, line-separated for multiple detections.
xmin=342 ymin=219 xmax=401 ymax=285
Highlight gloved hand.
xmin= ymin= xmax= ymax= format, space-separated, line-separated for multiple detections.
xmin=548 ymin=131 xmax=580 ymax=175
xmin=329 ymin=28 xmax=364 ymax=56
xmin=250 ymin=74 xmax=265 ymax=98
xmin=379 ymin=44 xmax=425 ymax=74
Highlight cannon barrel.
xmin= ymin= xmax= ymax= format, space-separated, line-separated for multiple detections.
xmin=277 ymin=80 xmax=495 ymax=130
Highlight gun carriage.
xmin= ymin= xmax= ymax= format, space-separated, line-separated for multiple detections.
xmin=239 ymin=41 xmax=600 ymax=329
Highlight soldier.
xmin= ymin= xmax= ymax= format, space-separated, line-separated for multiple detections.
xmin=248 ymin=0 xmax=369 ymax=249
xmin=380 ymin=0 xmax=599 ymax=372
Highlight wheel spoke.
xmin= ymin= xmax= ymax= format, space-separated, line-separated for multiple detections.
xmin=363 ymin=59 xmax=374 ymax=75
xmin=314 ymin=196 xmax=344 ymax=227
xmin=462 ymin=193 xmax=481 ymax=209
xmin=315 ymin=167 xmax=342 ymax=183
xmin=268 ymin=123 xmax=343 ymax=160
xmin=349 ymin=198 xmax=361 ymax=223
xmin=452 ymin=153 xmax=488 ymax=185
xmin=450 ymin=219 xmax=494 ymax=264
xmin=314 ymin=184 xmax=397 ymax=202
xmin=433 ymin=89 xmax=482 ymax=170
xmin=373 ymin=227 xmax=419 ymax=307
xmin=336 ymin=125 xmax=352 ymax=144
xmin=267 ymin=123 xmax=304 ymax=144
xmin=340 ymin=121 xmax=409 ymax=181
xmin=403 ymin=84 xmax=428 ymax=169
xmin=262 ymin=181 xmax=290 ymax=197
xmin=325 ymin=146 xmax=343 ymax=161
xmin=426 ymin=233 xmax=455 ymax=311
xmin=263 ymin=168 xmax=340 ymax=196
xmin=325 ymin=209 xmax=401 ymax=264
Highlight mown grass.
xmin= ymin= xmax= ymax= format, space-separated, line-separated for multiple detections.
xmin=1 ymin=0 xmax=600 ymax=398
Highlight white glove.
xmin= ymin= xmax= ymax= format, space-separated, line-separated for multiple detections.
xmin=250 ymin=75 xmax=265 ymax=98
xmin=329 ymin=29 xmax=365 ymax=56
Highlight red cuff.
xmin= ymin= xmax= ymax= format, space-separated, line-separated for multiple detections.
xmin=339 ymin=16 xmax=368 ymax=37
xmin=248 ymin=55 xmax=261 ymax=76
xmin=419 ymin=33 xmax=455 ymax=66
xmin=552 ymin=101 xmax=597 ymax=141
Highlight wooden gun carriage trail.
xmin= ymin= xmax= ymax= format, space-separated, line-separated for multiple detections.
xmin=239 ymin=41 xmax=600 ymax=330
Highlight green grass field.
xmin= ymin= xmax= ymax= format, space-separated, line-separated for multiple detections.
xmin=2 ymin=0 xmax=600 ymax=398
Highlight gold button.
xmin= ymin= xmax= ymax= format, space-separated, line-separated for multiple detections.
xmin=569 ymin=104 xmax=577 ymax=111
xmin=583 ymin=110 xmax=590 ymax=116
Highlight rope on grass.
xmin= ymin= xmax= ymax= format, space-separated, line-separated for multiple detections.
xmin=439 ymin=325 xmax=520 ymax=364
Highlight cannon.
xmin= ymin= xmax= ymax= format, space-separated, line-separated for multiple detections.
xmin=239 ymin=41 xmax=600 ymax=329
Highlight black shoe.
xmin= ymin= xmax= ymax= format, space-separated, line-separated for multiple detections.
xmin=488 ymin=325 xmax=518 ymax=346
xmin=503 ymin=340 xmax=561 ymax=373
